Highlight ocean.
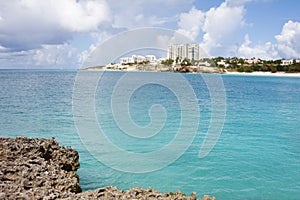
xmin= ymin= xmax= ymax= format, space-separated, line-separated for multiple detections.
xmin=0 ymin=69 xmax=299 ymax=199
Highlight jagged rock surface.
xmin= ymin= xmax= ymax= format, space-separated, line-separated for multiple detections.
xmin=0 ymin=137 xmax=215 ymax=200
xmin=0 ymin=136 xmax=81 ymax=200
xmin=74 ymin=186 xmax=206 ymax=200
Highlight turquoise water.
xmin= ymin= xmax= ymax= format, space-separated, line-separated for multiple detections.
xmin=0 ymin=70 xmax=300 ymax=199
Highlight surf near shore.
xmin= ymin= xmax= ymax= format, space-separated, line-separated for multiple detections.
xmin=0 ymin=136 xmax=216 ymax=200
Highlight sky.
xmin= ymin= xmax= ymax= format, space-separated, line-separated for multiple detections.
xmin=0 ymin=0 xmax=300 ymax=69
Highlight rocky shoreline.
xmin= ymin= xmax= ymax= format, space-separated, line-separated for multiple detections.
xmin=0 ymin=137 xmax=216 ymax=200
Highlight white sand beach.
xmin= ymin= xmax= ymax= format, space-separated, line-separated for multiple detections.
xmin=225 ymin=71 xmax=300 ymax=77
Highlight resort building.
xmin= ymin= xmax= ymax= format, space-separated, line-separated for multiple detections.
xmin=167 ymin=44 xmax=201 ymax=61
xmin=120 ymin=55 xmax=157 ymax=65
xmin=120 ymin=57 xmax=134 ymax=64
xmin=217 ymin=61 xmax=229 ymax=68
xmin=145 ymin=55 xmax=156 ymax=63
xmin=281 ymin=59 xmax=294 ymax=66
xmin=245 ymin=58 xmax=261 ymax=64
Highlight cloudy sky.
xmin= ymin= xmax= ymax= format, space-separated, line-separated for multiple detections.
xmin=0 ymin=0 xmax=299 ymax=68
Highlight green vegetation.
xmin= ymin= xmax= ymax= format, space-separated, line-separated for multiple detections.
xmin=84 ymin=57 xmax=300 ymax=74
xmin=180 ymin=58 xmax=192 ymax=66
xmin=161 ymin=58 xmax=174 ymax=66
xmin=237 ymin=66 xmax=253 ymax=73
xmin=213 ymin=57 xmax=300 ymax=73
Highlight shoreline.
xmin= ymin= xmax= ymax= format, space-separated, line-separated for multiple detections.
xmin=224 ymin=71 xmax=300 ymax=77
xmin=79 ymin=68 xmax=300 ymax=77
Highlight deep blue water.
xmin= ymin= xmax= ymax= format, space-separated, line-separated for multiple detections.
xmin=0 ymin=70 xmax=300 ymax=199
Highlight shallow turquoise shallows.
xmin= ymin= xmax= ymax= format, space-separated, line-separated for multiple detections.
xmin=0 ymin=70 xmax=299 ymax=199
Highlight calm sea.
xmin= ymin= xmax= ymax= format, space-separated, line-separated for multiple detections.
xmin=0 ymin=69 xmax=299 ymax=199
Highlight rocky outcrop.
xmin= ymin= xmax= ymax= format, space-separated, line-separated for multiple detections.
xmin=0 ymin=136 xmax=216 ymax=200
xmin=74 ymin=186 xmax=216 ymax=200
xmin=0 ymin=136 xmax=81 ymax=199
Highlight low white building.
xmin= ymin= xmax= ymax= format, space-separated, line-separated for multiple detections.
xmin=198 ymin=61 xmax=211 ymax=67
xmin=217 ymin=61 xmax=229 ymax=68
xmin=120 ymin=54 xmax=157 ymax=65
xmin=281 ymin=59 xmax=294 ymax=66
xmin=120 ymin=57 xmax=132 ymax=65
xmin=131 ymin=55 xmax=145 ymax=63
xmin=245 ymin=59 xmax=260 ymax=64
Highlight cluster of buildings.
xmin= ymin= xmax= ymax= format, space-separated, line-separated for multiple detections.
xmin=120 ymin=55 xmax=157 ymax=65
xmin=216 ymin=58 xmax=262 ymax=67
xmin=119 ymin=44 xmax=202 ymax=66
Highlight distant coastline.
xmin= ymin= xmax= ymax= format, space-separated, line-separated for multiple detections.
xmin=82 ymin=65 xmax=300 ymax=77
xmin=82 ymin=55 xmax=300 ymax=77
xmin=81 ymin=64 xmax=221 ymax=74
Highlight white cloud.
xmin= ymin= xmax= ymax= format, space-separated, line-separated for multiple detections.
xmin=0 ymin=45 xmax=7 ymax=51
xmin=0 ymin=0 xmax=110 ymax=51
xmin=54 ymin=0 xmax=110 ymax=32
xmin=0 ymin=50 xmax=35 ymax=68
xmin=78 ymin=31 xmax=114 ymax=66
xmin=32 ymin=44 xmax=75 ymax=66
xmin=177 ymin=7 xmax=205 ymax=40
xmin=174 ymin=1 xmax=247 ymax=56
xmin=238 ymin=34 xmax=278 ymax=59
xmin=200 ymin=2 xmax=246 ymax=56
xmin=110 ymin=0 xmax=194 ymax=29
xmin=237 ymin=20 xmax=300 ymax=60
xmin=1 ymin=42 xmax=80 ymax=68
xmin=275 ymin=20 xmax=300 ymax=58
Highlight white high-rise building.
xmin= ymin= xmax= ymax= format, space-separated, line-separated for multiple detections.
xmin=167 ymin=44 xmax=201 ymax=61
